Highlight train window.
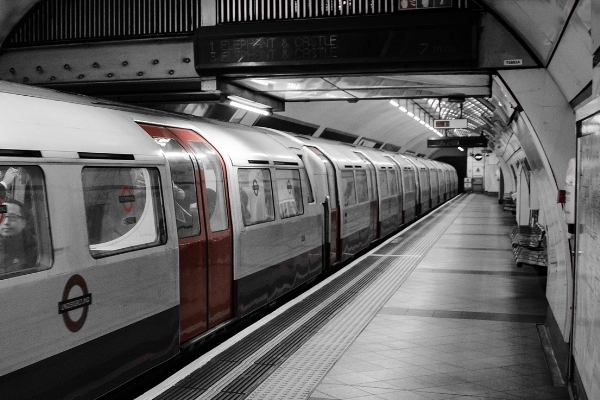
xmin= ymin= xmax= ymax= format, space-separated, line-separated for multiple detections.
xmin=379 ymin=170 xmax=389 ymax=198
xmin=355 ymin=170 xmax=369 ymax=203
xmin=404 ymin=168 xmax=415 ymax=192
xmin=341 ymin=170 xmax=356 ymax=206
xmin=82 ymin=167 xmax=167 ymax=258
xmin=188 ymin=141 xmax=229 ymax=232
xmin=154 ymin=138 xmax=200 ymax=239
xmin=388 ymin=170 xmax=399 ymax=195
xmin=238 ymin=168 xmax=275 ymax=226
xmin=275 ymin=169 xmax=304 ymax=218
xmin=0 ymin=166 xmax=52 ymax=279
xmin=299 ymin=168 xmax=315 ymax=203
xmin=354 ymin=152 xmax=376 ymax=201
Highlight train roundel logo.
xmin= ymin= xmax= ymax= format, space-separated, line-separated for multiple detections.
xmin=59 ymin=274 xmax=92 ymax=333
xmin=119 ymin=185 xmax=135 ymax=212
xmin=252 ymin=179 xmax=260 ymax=196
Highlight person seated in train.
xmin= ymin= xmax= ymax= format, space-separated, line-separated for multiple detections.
xmin=0 ymin=167 xmax=18 ymax=200
xmin=173 ymin=182 xmax=193 ymax=225
xmin=0 ymin=200 xmax=37 ymax=274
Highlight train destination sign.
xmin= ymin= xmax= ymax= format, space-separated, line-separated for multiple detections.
xmin=194 ymin=12 xmax=478 ymax=76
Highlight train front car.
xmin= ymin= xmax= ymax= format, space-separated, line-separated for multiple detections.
xmin=0 ymin=82 xmax=180 ymax=399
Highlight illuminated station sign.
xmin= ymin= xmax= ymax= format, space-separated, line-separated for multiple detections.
xmin=434 ymin=119 xmax=469 ymax=129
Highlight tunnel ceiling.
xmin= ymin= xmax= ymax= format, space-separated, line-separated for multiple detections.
xmin=0 ymin=0 xmax=583 ymax=156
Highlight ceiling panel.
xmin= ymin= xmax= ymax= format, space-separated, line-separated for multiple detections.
xmin=230 ymin=74 xmax=491 ymax=102
xmin=264 ymin=90 xmax=356 ymax=100
xmin=327 ymin=74 xmax=490 ymax=89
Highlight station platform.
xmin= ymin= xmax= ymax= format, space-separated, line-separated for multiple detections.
xmin=140 ymin=193 xmax=571 ymax=400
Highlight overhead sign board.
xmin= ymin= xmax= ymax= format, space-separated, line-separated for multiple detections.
xmin=434 ymin=119 xmax=469 ymax=129
xmin=427 ymin=136 xmax=488 ymax=148
xmin=194 ymin=12 xmax=479 ymax=76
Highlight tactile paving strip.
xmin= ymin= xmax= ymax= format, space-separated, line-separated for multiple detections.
xmin=155 ymin=194 xmax=473 ymax=400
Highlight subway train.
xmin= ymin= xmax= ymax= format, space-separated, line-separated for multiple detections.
xmin=0 ymin=81 xmax=457 ymax=399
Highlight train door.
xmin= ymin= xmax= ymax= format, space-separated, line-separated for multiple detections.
xmin=387 ymin=156 xmax=406 ymax=225
xmin=354 ymin=152 xmax=379 ymax=240
xmin=169 ymin=128 xmax=233 ymax=331
xmin=307 ymin=147 xmax=339 ymax=266
xmin=139 ymin=124 xmax=233 ymax=343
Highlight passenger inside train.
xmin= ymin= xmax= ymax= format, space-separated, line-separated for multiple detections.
xmin=0 ymin=166 xmax=46 ymax=277
xmin=0 ymin=200 xmax=37 ymax=274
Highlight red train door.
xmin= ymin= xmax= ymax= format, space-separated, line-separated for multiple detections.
xmin=167 ymin=128 xmax=233 ymax=330
xmin=139 ymin=124 xmax=233 ymax=343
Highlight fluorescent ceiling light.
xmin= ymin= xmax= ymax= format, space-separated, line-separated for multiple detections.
xmin=435 ymin=130 xmax=443 ymax=137
xmin=407 ymin=111 xmax=414 ymax=117
xmin=399 ymin=106 xmax=408 ymax=112
xmin=390 ymin=100 xmax=399 ymax=107
xmin=413 ymin=116 xmax=420 ymax=121
xmin=419 ymin=120 xmax=426 ymax=125
xmin=458 ymin=147 xmax=464 ymax=151
xmin=230 ymin=101 xmax=271 ymax=115
xmin=250 ymin=79 xmax=275 ymax=86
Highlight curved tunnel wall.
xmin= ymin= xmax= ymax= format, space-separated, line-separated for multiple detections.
xmin=495 ymin=70 xmax=575 ymax=374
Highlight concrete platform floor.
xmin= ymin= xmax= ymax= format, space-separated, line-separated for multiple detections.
xmin=310 ymin=194 xmax=569 ymax=400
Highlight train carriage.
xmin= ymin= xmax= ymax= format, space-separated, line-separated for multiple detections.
xmin=356 ymin=148 xmax=402 ymax=238
xmin=404 ymin=155 xmax=432 ymax=215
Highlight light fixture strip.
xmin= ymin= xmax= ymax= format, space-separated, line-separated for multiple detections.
xmin=230 ymin=101 xmax=271 ymax=116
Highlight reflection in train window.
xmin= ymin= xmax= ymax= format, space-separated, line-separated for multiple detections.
xmin=307 ymin=147 xmax=336 ymax=206
xmin=82 ymin=167 xmax=166 ymax=258
xmin=299 ymin=168 xmax=315 ymax=203
xmin=188 ymin=141 xmax=229 ymax=232
xmin=355 ymin=170 xmax=369 ymax=203
xmin=388 ymin=170 xmax=399 ymax=195
xmin=154 ymin=138 xmax=200 ymax=238
xmin=341 ymin=170 xmax=356 ymax=206
xmin=238 ymin=168 xmax=275 ymax=226
xmin=275 ymin=169 xmax=304 ymax=218
xmin=379 ymin=170 xmax=389 ymax=198
xmin=0 ymin=166 xmax=51 ymax=279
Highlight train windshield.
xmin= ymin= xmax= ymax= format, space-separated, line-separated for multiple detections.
xmin=0 ymin=166 xmax=52 ymax=279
